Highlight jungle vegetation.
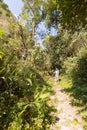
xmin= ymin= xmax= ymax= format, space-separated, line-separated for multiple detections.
xmin=0 ymin=0 xmax=87 ymax=129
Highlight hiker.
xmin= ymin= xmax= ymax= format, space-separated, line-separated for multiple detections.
xmin=55 ymin=68 xmax=59 ymax=82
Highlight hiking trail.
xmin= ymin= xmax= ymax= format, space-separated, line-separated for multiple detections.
xmin=50 ymin=82 xmax=83 ymax=130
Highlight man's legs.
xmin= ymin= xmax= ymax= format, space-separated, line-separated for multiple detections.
xmin=55 ymin=75 xmax=59 ymax=82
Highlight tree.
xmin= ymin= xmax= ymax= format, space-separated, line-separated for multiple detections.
xmin=43 ymin=0 xmax=87 ymax=31
xmin=21 ymin=0 xmax=44 ymax=38
xmin=43 ymin=34 xmax=68 ymax=70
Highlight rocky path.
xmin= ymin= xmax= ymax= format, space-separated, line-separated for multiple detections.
xmin=50 ymin=83 xmax=83 ymax=130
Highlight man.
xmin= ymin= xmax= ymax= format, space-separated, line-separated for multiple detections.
xmin=55 ymin=68 xmax=59 ymax=82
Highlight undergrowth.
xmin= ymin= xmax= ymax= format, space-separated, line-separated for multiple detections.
xmin=59 ymin=75 xmax=87 ymax=130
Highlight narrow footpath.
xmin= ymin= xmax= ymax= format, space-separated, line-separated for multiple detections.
xmin=50 ymin=82 xmax=83 ymax=130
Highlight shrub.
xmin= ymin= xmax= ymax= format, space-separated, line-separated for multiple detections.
xmin=72 ymin=47 xmax=87 ymax=86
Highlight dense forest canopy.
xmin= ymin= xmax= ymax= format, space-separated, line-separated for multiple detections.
xmin=22 ymin=0 xmax=87 ymax=32
xmin=0 ymin=0 xmax=87 ymax=129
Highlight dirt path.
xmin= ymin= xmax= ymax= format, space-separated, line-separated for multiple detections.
xmin=50 ymin=82 xmax=83 ymax=130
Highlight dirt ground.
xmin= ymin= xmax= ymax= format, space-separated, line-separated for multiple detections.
xmin=50 ymin=82 xmax=83 ymax=130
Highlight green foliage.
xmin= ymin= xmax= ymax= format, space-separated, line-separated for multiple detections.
xmin=63 ymin=30 xmax=87 ymax=84
xmin=63 ymin=46 xmax=87 ymax=86
xmin=72 ymin=47 xmax=87 ymax=86
xmin=43 ymin=33 xmax=70 ymax=71
xmin=0 ymin=0 xmax=3 ymax=3
xmin=42 ymin=0 xmax=59 ymax=28
xmin=22 ymin=0 xmax=87 ymax=34
xmin=1 ymin=3 xmax=8 ymax=10
xmin=0 ymin=11 xmax=2 ymax=15
xmin=21 ymin=0 xmax=44 ymax=36
xmin=6 ymin=12 xmax=10 ymax=17
xmin=0 ymin=27 xmax=5 ymax=39
xmin=63 ymin=57 xmax=77 ymax=76
xmin=0 ymin=61 xmax=55 ymax=129
xmin=61 ymin=30 xmax=87 ymax=129
xmin=40 ymin=0 xmax=87 ymax=31
xmin=28 ymin=44 xmax=48 ymax=71
xmin=1 ymin=0 xmax=87 ymax=129
xmin=58 ymin=0 xmax=87 ymax=31
xmin=0 ymin=11 xmax=55 ymax=129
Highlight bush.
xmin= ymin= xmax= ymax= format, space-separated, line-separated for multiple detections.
xmin=72 ymin=47 xmax=87 ymax=86
xmin=63 ymin=56 xmax=77 ymax=77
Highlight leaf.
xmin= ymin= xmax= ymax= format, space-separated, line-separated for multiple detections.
xmin=0 ymin=51 xmax=4 ymax=59
xmin=0 ymin=67 xmax=5 ymax=74
xmin=26 ymin=78 xmax=32 ymax=86
xmin=39 ymin=93 xmax=50 ymax=99
xmin=0 ymin=28 xmax=4 ymax=38
xmin=18 ymin=104 xmax=29 ymax=117
xmin=35 ymin=92 xmax=50 ymax=101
